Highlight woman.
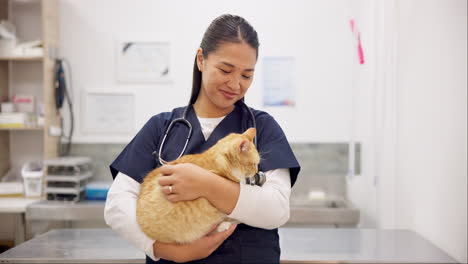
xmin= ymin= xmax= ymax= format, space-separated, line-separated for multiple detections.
xmin=104 ymin=14 xmax=300 ymax=264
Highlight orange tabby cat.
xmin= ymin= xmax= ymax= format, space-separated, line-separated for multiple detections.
xmin=136 ymin=128 xmax=260 ymax=244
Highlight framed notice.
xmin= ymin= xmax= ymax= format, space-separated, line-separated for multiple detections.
xmin=82 ymin=92 xmax=134 ymax=134
xmin=116 ymin=41 xmax=171 ymax=83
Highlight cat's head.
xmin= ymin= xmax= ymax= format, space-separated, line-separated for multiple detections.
xmin=211 ymin=128 xmax=260 ymax=182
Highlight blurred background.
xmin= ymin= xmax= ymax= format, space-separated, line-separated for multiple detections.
xmin=0 ymin=0 xmax=466 ymax=263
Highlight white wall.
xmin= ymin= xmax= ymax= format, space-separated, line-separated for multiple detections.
xmin=58 ymin=0 xmax=355 ymax=143
xmin=347 ymin=0 xmax=467 ymax=262
xmin=395 ymin=0 xmax=467 ymax=262
xmin=344 ymin=0 xmax=380 ymax=229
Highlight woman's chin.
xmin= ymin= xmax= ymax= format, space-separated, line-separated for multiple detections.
xmin=214 ymin=102 xmax=236 ymax=112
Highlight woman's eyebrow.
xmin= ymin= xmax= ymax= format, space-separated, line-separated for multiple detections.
xmin=220 ymin=61 xmax=254 ymax=72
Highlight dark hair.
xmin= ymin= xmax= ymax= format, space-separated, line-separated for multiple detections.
xmin=189 ymin=14 xmax=260 ymax=105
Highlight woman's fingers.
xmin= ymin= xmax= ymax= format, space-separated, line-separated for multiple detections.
xmin=159 ymin=164 xmax=175 ymax=175
xmin=166 ymin=193 xmax=179 ymax=203
xmin=208 ymin=224 xmax=237 ymax=245
xmin=159 ymin=185 xmax=173 ymax=195
xmin=156 ymin=163 xmax=204 ymax=202
xmin=158 ymin=164 xmax=179 ymax=187
xmin=158 ymin=175 xmax=175 ymax=187
xmin=176 ymin=223 xmax=236 ymax=261
xmin=206 ymin=223 xmax=219 ymax=235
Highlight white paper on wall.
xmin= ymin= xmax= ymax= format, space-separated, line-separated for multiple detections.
xmin=82 ymin=92 xmax=134 ymax=134
xmin=116 ymin=41 xmax=171 ymax=83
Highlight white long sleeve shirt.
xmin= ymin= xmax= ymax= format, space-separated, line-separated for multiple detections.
xmin=104 ymin=116 xmax=292 ymax=261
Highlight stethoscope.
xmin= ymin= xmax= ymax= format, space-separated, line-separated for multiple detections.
xmin=152 ymin=101 xmax=266 ymax=186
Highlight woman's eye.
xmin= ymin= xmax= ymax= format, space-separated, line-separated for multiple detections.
xmin=219 ymin=68 xmax=251 ymax=79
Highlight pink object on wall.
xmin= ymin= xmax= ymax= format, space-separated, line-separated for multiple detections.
xmin=349 ymin=19 xmax=365 ymax=65
xmin=349 ymin=19 xmax=355 ymax=32
xmin=357 ymin=33 xmax=365 ymax=64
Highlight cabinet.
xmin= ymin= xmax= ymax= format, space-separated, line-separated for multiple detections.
xmin=0 ymin=0 xmax=60 ymax=179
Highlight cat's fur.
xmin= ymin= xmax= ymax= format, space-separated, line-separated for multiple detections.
xmin=136 ymin=128 xmax=260 ymax=244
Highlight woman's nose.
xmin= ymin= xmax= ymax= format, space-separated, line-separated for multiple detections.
xmin=226 ymin=75 xmax=241 ymax=91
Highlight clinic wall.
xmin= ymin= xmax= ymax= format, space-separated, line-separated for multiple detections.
xmin=343 ymin=0 xmax=380 ymax=229
xmin=345 ymin=0 xmax=467 ymax=262
xmin=394 ymin=0 xmax=467 ymax=262
xmin=56 ymin=0 xmax=356 ymax=143
xmin=310 ymin=0 xmax=468 ymax=261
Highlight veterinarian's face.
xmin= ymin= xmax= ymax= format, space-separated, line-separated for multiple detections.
xmin=197 ymin=41 xmax=257 ymax=113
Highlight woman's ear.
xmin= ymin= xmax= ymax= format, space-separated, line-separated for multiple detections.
xmin=196 ymin=48 xmax=204 ymax=72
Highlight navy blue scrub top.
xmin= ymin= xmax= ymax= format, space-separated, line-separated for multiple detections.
xmin=111 ymin=102 xmax=300 ymax=185
xmin=110 ymin=102 xmax=300 ymax=264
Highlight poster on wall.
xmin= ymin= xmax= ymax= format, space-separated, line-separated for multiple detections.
xmin=262 ymin=57 xmax=296 ymax=107
xmin=82 ymin=92 xmax=134 ymax=134
xmin=116 ymin=41 xmax=171 ymax=83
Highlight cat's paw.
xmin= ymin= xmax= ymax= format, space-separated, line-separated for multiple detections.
xmin=216 ymin=221 xmax=232 ymax=232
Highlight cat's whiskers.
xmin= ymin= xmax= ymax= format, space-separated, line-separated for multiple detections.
xmin=257 ymin=151 xmax=268 ymax=163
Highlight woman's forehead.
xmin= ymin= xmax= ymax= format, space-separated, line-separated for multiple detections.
xmin=207 ymin=42 xmax=257 ymax=70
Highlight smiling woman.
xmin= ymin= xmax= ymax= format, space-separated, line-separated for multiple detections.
xmin=194 ymin=41 xmax=257 ymax=117
xmin=105 ymin=14 xmax=300 ymax=264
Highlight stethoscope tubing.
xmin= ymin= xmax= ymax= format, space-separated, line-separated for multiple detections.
xmin=159 ymin=101 xmax=256 ymax=165
xmin=156 ymin=101 xmax=265 ymax=186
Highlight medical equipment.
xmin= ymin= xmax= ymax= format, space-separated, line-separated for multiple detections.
xmin=153 ymin=101 xmax=266 ymax=187
xmin=54 ymin=59 xmax=75 ymax=156
xmin=44 ymin=156 xmax=93 ymax=202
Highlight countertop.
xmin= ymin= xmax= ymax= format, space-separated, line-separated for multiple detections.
xmin=0 ymin=228 xmax=458 ymax=263
xmin=25 ymin=200 xmax=360 ymax=227
xmin=0 ymin=197 xmax=42 ymax=213
xmin=25 ymin=200 xmax=105 ymax=220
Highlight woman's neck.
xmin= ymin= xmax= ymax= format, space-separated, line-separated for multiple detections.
xmin=193 ymin=98 xmax=234 ymax=118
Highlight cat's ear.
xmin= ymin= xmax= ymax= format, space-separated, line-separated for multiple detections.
xmin=243 ymin=128 xmax=256 ymax=141
xmin=239 ymin=140 xmax=250 ymax=152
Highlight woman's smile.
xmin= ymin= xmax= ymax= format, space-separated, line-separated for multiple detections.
xmin=220 ymin=89 xmax=238 ymax=100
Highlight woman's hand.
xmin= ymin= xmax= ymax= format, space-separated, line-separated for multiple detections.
xmin=158 ymin=163 xmax=212 ymax=202
xmin=153 ymin=223 xmax=237 ymax=263
xmin=158 ymin=163 xmax=240 ymax=214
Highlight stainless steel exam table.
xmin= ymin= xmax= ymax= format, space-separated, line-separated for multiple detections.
xmin=0 ymin=228 xmax=458 ymax=263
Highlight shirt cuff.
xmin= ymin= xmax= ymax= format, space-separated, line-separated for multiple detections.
xmin=143 ymin=238 xmax=157 ymax=261
xmin=227 ymin=182 xmax=260 ymax=220
xmin=226 ymin=168 xmax=291 ymax=229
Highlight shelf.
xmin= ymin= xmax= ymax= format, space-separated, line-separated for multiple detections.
xmin=0 ymin=0 xmax=60 ymax=180
xmin=0 ymin=126 xmax=44 ymax=131
xmin=0 ymin=55 xmax=43 ymax=61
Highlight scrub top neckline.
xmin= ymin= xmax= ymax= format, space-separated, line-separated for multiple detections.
xmin=197 ymin=115 xmax=226 ymax=122
xmin=197 ymin=115 xmax=226 ymax=140
xmin=187 ymin=103 xmax=242 ymax=146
